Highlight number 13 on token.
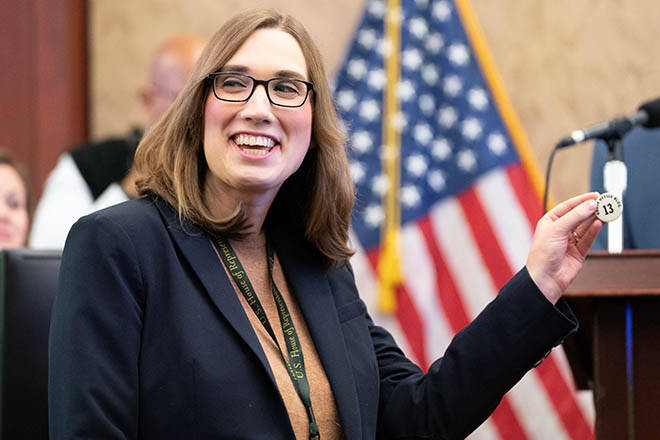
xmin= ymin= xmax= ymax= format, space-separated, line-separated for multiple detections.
xmin=595 ymin=192 xmax=623 ymax=222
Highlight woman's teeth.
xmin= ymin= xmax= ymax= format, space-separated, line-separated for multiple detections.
xmin=233 ymin=134 xmax=276 ymax=149
xmin=241 ymin=148 xmax=270 ymax=156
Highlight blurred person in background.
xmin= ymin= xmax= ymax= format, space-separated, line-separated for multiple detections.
xmin=29 ymin=35 xmax=206 ymax=249
xmin=0 ymin=149 xmax=29 ymax=249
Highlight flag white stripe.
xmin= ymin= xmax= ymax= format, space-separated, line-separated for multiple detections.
xmin=506 ymin=371 xmax=570 ymax=439
xmin=400 ymin=225 xmax=454 ymax=362
xmin=430 ymin=197 xmax=495 ymax=318
xmin=475 ymin=169 xmax=533 ymax=271
xmin=576 ymin=391 xmax=596 ymax=427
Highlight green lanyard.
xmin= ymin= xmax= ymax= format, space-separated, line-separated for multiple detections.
xmin=213 ymin=234 xmax=320 ymax=440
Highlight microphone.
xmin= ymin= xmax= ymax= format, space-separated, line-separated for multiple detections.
xmin=556 ymin=97 xmax=660 ymax=149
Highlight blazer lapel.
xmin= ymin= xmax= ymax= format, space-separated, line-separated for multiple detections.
xmin=152 ymin=199 xmax=275 ymax=381
xmin=271 ymin=229 xmax=363 ymax=440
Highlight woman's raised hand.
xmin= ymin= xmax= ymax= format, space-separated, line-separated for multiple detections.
xmin=526 ymin=192 xmax=604 ymax=304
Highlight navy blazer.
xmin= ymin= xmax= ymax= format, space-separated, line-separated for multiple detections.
xmin=49 ymin=197 xmax=577 ymax=439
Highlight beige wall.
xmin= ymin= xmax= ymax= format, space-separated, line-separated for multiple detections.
xmin=90 ymin=0 xmax=660 ymax=204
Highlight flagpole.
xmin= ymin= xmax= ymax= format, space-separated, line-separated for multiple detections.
xmin=378 ymin=0 xmax=403 ymax=313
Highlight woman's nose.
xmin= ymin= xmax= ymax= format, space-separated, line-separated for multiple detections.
xmin=239 ymin=84 xmax=274 ymax=124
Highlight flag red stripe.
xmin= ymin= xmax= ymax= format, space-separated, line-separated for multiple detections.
xmin=458 ymin=188 xmax=511 ymax=289
xmin=418 ymin=215 xmax=470 ymax=331
xmin=506 ymin=163 xmax=544 ymax=227
xmin=366 ymin=248 xmax=429 ymax=370
xmin=417 ymin=214 xmax=529 ymax=440
xmin=395 ymin=284 xmax=429 ymax=371
xmin=458 ymin=187 xmax=594 ymax=439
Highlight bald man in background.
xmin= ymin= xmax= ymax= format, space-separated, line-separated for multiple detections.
xmin=29 ymin=36 xmax=205 ymax=249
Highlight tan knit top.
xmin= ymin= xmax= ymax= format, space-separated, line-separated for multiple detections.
xmin=217 ymin=234 xmax=344 ymax=439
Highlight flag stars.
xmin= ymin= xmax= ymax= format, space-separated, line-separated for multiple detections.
xmin=432 ymin=0 xmax=452 ymax=22
xmin=457 ymin=149 xmax=477 ymax=172
xmin=377 ymin=38 xmax=393 ymax=58
xmin=443 ymin=74 xmax=463 ymax=97
xmin=418 ymin=94 xmax=436 ymax=116
xmin=347 ymin=58 xmax=368 ymax=80
xmin=408 ymin=17 xmax=429 ymax=40
xmin=406 ymin=153 xmax=428 ymax=177
xmin=368 ymin=69 xmax=387 ymax=90
xmin=368 ymin=0 xmax=386 ymax=18
xmin=359 ymin=99 xmax=381 ymax=122
xmin=488 ymin=133 xmax=508 ymax=155
xmin=402 ymin=48 xmax=423 ymax=70
xmin=468 ymin=88 xmax=489 ymax=110
xmin=422 ymin=65 xmax=440 ymax=85
xmin=432 ymin=138 xmax=452 ymax=160
xmin=351 ymin=130 xmax=373 ymax=154
xmin=425 ymin=33 xmax=444 ymax=54
xmin=364 ymin=204 xmax=385 ymax=228
xmin=461 ymin=117 xmax=483 ymax=140
xmin=397 ymin=80 xmax=416 ymax=101
xmin=336 ymin=89 xmax=356 ymax=112
xmin=427 ymin=169 xmax=447 ymax=192
xmin=337 ymin=0 xmax=527 ymax=253
xmin=401 ymin=185 xmax=422 ymax=208
xmin=437 ymin=105 xmax=458 ymax=128
xmin=413 ymin=123 xmax=433 ymax=145
xmin=349 ymin=161 xmax=366 ymax=184
xmin=448 ymin=43 xmax=470 ymax=66
xmin=371 ymin=174 xmax=390 ymax=196
xmin=358 ymin=29 xmax=378 ymax=50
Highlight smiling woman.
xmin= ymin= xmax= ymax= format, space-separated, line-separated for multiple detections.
xmin=0 ymin=150 xmax=29 ymax=250
xmin=50 ymin=8 xmax=603 ymax=440
xmin=201 ymin=28 xmax=314 ymax=226
xmin=131 ymin=10 xmax=354 ymax=260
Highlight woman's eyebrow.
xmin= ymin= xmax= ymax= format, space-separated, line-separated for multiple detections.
xmin=219 ymin=65 xmax=306 ymax=80
xmin=274 ymin=70 xmax=306 ymax=80
xmin=219 ymin=65 xmax=249 ymax=73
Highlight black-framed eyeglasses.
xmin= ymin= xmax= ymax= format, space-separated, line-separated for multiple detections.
xmin=208 ymin=72 xmax=314 ymax=108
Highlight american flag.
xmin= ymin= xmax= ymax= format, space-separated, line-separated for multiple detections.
xmin=334 ymin=0 xmax=595 ymax=438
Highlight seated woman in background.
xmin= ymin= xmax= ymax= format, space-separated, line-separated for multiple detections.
xmin=0 ymin=150 xmax=29 ymax=249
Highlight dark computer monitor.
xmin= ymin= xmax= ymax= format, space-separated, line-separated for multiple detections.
xmin=0 ymin=249 xmax=61 ymax=439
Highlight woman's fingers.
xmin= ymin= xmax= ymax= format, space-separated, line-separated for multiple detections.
xmin=526 ymin=192 xmax=603 ymax=303
xmin=575 ymin=218 xmax=604 ymax=255
xmin=546 ymin=192 xmax=599 ymax=221
xmin=552 ymin=197 xmax=598 ymax=237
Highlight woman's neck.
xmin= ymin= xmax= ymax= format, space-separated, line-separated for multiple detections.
xmin=230 ymin=228 xmax=266 ymax=252
xmin=203 ymin=178 xmax=278 ymax=236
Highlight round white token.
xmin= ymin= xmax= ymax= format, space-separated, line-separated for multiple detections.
xmin=595 ymin=192 xmax=623 ymax=222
